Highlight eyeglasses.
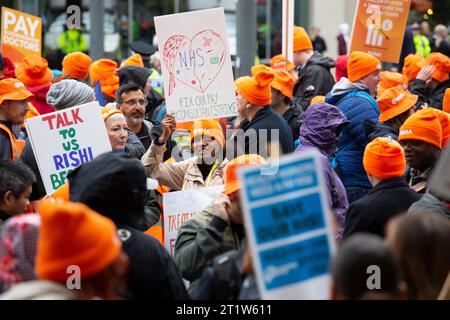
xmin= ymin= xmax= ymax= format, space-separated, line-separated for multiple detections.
xmin=122 ymin=99 xmax=148 ymax=107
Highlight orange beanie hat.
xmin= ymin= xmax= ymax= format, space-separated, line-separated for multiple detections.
xmin=121 ymin=54 xmax=144 ymax=67
xmin=402 ymin=54 xmax=424 ymax=82
xmin=15 ymin=55 xmax=53 ymax=87
xmin=101 ymin=106 xmax=122 ymax=122
xmin=224 ymin=154 xmax=266 ymax=195
xmin=271 ymin=70 xmax=295 ymax=99
xmin=89 ymin=59 xmax=120 ymax=99
xmin=190 ymin=119 xmax=225 ymax=147
xmin=293 ymin=26 xmax=313 ymax=52
xmin=36 ymin=200 xmax=121 ymax=281
xmin=433 ymin=109 xmax=450 ymax=148
xmin=399 ymin=108 xmax=443 ymax=150
xmin=347 ymin=51 xmax=381 ymax=82
xmin=270 ymin=55 xmax=296 ymax=72
xmin=377 ymin=71 xmax=408 ymax=95
xmin=363 ymin=137 xmax=406 ymax=180
xmin=443 ymin=88 xmax=450 ymax=114
xmin=238 ymin=70 xmax=275 ymax=106
xmin=251 ymin=64 xmax=272 ymax=77
xmin=234 ymin=76 xmax=250 ymax=94
xmin=377 ymin=87 xmax=417 ymax=123
xmin=62 ymin=52 xmax=92 ymax=80
xmin=417 ymin=52 xmax=450 ymax=82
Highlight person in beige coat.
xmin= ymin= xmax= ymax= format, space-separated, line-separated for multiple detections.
xmin=142 ymin=114 xmax=226 ymax=190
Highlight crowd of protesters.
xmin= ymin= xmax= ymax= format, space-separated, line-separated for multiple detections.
xmin=0 ymin=19 xmax=450 ymax=301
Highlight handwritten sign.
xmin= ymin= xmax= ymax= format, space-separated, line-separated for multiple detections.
xmin=1 ymin=7 xmax=42 ymax=65
xmin=26 ymin=102 xmax=112 ymax=194
xmin=154 ymin=7 xmax=237 ymax=122
xmin=163 ymin=185 xmax=223 ymax=256
xmin=238 ymin=150 xmax=336 ymax=299
xmin=349 ymin=0 xmax=411 ymax=63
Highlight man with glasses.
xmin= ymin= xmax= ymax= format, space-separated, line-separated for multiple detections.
xmin=116 ymin=83 xmax=153 ymax=151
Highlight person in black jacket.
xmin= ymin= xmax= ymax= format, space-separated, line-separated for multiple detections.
xmin=344 ymin=137 xmax=421 ymax=238
xmin=68 ymin=152 xmax=189 ymax=300
xmin=292 ymin=26 xmax=335 ymax=111
xmin=234 ymin=70 xmax=293 ymax=157
xmin=270 ymin=70 xmax=303 ymax=144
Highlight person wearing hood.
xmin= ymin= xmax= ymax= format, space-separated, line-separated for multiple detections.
xmin=326 ymin=51 xmax=382 ymax=203
xmin=344 ymin=137 xmax=421 ymax=239
xmin=19 ymin=80 xmax=96 ymax=202
xmin=15 ymin=55 xmax=55 ymax=115
xmin=292 ymin=26 xmax=336 ymax=110
xmin=366 ymin=87 xmax=417 ymax=142
xmin=295 ymin=103 xmax=349 ymax=240
xmin=0 ymin=213 xmax=40 ymax=294
xmin=409 ymin=52 xmax=450 ymax=110
xmin=1 ymin=199 xmax=128 ymax=300
xmin=68 ymin=152 xmax=189 ymax=299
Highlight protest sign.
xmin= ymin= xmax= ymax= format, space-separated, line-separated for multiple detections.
xmin=163 ymin=185 xmax=224 ymax=256
xmin=1 ymin=7 xmax=42 ymax=65
xmin=282 ymin=0 xmax=294 ymax=66
xmin=349 ymin=0 xmax=411 ymax=63
xmin=154 ymin=7 xmax=237 ymax=123
xmin=238 ymin=150 xmax=336 ymax=299
xmin=26 ymin=102 xmax=112 ymax=194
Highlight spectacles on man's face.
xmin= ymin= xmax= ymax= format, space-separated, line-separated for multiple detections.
xmin=122 ymin=99 xmax=148 ymax=107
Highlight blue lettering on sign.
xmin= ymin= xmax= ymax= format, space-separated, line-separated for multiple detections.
xmin=251 ymin=192 xmax=325 ymax=245
xmin=259 ymin=234 xmax=330 ymax=290
xmin=242 ymin=158 xmax=318 ymax=202
xmin=178 ymin=49 xmax=205 ymax=70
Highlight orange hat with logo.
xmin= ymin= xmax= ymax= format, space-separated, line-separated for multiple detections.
xmin=0 ymin=78 xmax=34 ymax=105
xmin=251 ymin=64 xmax=272 ymax=77
xmin=270 ymin=55 xmax=296 ymax=72
xmin=224 ymin=154 xmax=266 ymax=195
xmin=433 ymin=109 xmax=450 ymax=148
xmin=443 ymin=88 xmax=450 ymax=114
xmin=377 ymin=87 xmax=417 ymax=122
xmin=402 ymin=54 xmax=424 ymax=82
xmin=347 ymin=51 xmax=381 ymax=82
xmin=418 ymin=52 xmax=450 ymax=82
xmin=363 ymin=137 xmax=406 ymax=179
xmin=190 ymin=119 xmax=225 ymax=147
xmin=398 ymin=108 xmax=443 ymax=150
xmin=62 ymin=52 xmax=92 ymax=80
xmin=238 ymin=71 xmax=275 ymax=106
xmin=36 ymin=199 xmax=122 ymax=281
xmin=15 ymin=55 xmax=53 ymax=87
xmin=89 ymin=59 xmax=120 ymax=99
xmin=101 ymin=106 xmax=122 ymax=122
xmin=121 ymin=54 xmax=144 ymax=67
xmin=377 ymin=71 xmax=408 ymax=95
xmin=271 ymin=70 xmax=295 ymax=99
xmin=293 ymin=26 xmax=313 ymax=52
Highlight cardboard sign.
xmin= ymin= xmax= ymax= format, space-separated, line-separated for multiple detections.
xmin=1 ymin=7 xmax=42 ymax=65
xmin=154 ymin=7 xmax=237 ymax=123
xmin=238 ymin=150 xmax=336 ymax=299
xmin=26 ymin=102 xmax=112 ymax=194
xmin=349 ymin=0 xmax=411 ymax=63
xmin=163 ymin=185 xmax=224 ymax=256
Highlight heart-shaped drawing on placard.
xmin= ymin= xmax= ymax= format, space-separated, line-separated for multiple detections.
xmin=163 ymin=30 xmax=226 ymax=96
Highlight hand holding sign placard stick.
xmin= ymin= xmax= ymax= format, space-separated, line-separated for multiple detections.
xmin=155 ymin=8 xmax=237 ymax=123
xmin=26 ymin=102 xmax=112 ymax=194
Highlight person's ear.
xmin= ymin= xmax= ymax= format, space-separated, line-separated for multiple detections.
xmin=3 ymin=191 xmax=15 ymax=206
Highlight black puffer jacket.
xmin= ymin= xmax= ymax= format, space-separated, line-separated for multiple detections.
xmin=68 ymin=152 xmax=189 ymax=300
xmin=293 ymin=52 xmax=336 ymax=111
xmin=409 ymin=78 xmax=450 ymax=110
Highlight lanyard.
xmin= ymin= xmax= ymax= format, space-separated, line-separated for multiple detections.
xmin=182 ymin=160 xmax=219 ymax=190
